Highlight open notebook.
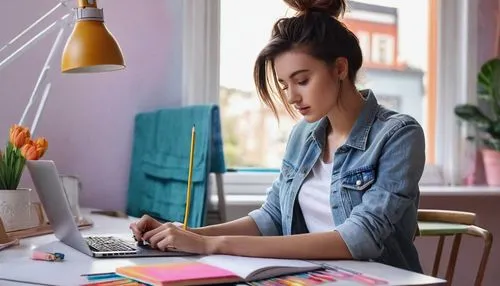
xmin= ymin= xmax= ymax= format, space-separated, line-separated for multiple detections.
xmin=115 ymin=255 xmax=323 ymax=285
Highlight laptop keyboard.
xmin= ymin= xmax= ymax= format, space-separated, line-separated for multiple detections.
xmin=85 ymin=236 xmax=137 ymax=252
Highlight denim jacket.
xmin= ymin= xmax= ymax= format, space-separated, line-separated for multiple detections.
xmin=248 ymin=90 xmax=425 ymax=273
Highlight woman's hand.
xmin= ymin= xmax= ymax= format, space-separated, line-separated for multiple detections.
xmin=142 ymin=222 xmax=217 ymax=254
xmin=129 ymin=214 xmax=162 ymax=242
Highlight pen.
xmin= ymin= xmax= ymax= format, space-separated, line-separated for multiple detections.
xmin=81 ymin=272 xmax=116 ymax=277
xmin=86 ymin=273 xmax=122 ymax=281
xmin=183 ymin=125 xmax=196 ymax=230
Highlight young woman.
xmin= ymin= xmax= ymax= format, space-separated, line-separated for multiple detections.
xmin=130 ymin=0 xmax=425 ymax=273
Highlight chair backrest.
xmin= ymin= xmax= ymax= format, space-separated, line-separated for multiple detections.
xmin=126 ymin=105 xmax=226 ymax=227
xmin=418 ymin=209 xmax=476 ymax=225
xmin=416 ymin=209 xmax=492 ymax=286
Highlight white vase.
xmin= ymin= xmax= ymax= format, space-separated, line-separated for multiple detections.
xmin=0 ymin=188 xmax=40 ymax=232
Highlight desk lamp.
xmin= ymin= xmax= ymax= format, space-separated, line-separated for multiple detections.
xmin=0 ymin=0 xmax=125 ymax=135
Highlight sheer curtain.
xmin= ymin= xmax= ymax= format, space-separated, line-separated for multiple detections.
xmin=181 ymin=0 xmax=220 ymax=106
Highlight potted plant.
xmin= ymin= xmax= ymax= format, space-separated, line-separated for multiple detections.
xmin=454 ymin=58 xmax=500 ymax=186
xmin=0 ymin=124 xmax=48 ymax=231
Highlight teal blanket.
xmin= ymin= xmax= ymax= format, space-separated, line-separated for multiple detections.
xmin=126 ymin=105 xmax=226 ymax=227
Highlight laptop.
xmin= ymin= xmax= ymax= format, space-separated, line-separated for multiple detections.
xmin=26 ymin=159 xmax=193 ymax=258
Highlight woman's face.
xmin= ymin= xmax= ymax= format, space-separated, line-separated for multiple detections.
xmin=274 ymin=50 xmax=344 ymax=123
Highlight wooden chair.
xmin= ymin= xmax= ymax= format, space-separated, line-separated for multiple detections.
xmin=416 ymin=209 xmax=493 ymax=286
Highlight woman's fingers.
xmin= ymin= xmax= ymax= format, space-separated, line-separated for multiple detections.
xmin=148 ymin=231 xmax=162 ymax=248
xmin=156 ymin=237 xmax=174 ymax=252
xmin=145 ymin=223 xmax=177 ymax=246
xmin=130 ymin=215 xmax=153 ymax=239
xmin=129 ymin=222 xmax=142 ymax=241
xmin=142 ymin=226 xmax=165 ymax=243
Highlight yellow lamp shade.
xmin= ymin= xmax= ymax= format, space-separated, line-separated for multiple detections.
xmin=61 ymin=20 xmax=125 ymax=73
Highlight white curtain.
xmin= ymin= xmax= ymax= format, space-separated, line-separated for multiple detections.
xmin=182 ymin=0 xmax=220 ymax=106
xmin=435 ymin=0 xmax=478 ymax=185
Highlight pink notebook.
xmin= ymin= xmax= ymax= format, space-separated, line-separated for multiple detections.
xmin=115 ymin=255 xmax=321 ymax=286
xmin=116 ymin=261 xmax=238 ymax=286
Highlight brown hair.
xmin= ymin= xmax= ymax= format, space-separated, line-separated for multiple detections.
xmin=253 ymin=0 xmax=362 ymax=119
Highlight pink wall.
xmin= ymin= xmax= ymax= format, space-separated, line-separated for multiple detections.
xmin=478 ymin=0 xmax=499 ymax=63
xmin=0 ymin=0 xmax=183 ymax=210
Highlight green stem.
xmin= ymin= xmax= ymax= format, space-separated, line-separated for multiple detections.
xmin=5 ymin=144 xmax=12 ymax=189
xmin=9 ymin=146 xmax=15 ymax=190
xmin=0 ymin=153 xmax=6 ymax=189
xmin=13 ymin=155 xmax=25 ymax=189
xmin=2 ymin=143 xmax=24 ymax=190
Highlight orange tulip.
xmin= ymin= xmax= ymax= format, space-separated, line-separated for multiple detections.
xmin=20 ymin=142 xmax=38 ymax=160
xmin=9 ymin=124 xmax=30 ymax=149
xmin=34 ymin=137 xmax=48 ymax=158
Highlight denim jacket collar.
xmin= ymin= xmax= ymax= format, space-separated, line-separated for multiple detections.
xmin=311 ymin=89 xmax=379 ymax=151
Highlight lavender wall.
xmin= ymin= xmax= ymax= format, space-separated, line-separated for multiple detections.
xmin=0 ymin=0 xmax=183 ymax=210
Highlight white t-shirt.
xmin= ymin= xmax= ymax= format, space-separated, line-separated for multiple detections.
xmin=298 ymin=157 xmax=335 ymax=232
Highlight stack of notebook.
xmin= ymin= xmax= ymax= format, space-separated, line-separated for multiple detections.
xmin=80 ymin=255 xmax=389 ymax=286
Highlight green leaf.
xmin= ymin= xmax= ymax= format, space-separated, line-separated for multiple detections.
xmin=491 ymin=120 xmax=500 ymax=138
xmin=0 ymin=143 xmax=25 ymax=190
xmin=485 ymin=137 xmax=500 ymax=151
xmin=13 ymin=155 xmax=26 ymax=189
xmin=0 ymin=154 xmax=6 ymax=189
xmin=454 ymin=104 xmax=493 ymax=131
xmin=477 ymin=58 xmax=500 ymax=114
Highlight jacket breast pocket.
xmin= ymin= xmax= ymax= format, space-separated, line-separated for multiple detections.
xmin=341 ymin=166 xmax=376 ymax=208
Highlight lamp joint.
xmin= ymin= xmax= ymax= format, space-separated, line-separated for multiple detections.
xmin=74 ymin=7 xmax=104 ymax=22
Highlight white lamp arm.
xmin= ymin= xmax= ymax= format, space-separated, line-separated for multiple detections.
xmin=0 ymin=1 xmax=71 ymax=56
xmin=0 ymin=0 xmax=74 ymax=135
xmin=0 ymin=12 xmax=72 ymax=73
xmin=20 ymin=26 xmax=67 ymax=135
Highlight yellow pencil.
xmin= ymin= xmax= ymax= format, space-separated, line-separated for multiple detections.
xmin=183 ymin=125 xmax=196 ymax=230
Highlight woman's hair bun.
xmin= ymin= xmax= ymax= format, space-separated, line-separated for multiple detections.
xmin=283 ymin=0 xmax=347 ymax=18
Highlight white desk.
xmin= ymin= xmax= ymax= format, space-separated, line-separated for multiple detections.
xmin=0 ymin=210 xmax=446 ymax=286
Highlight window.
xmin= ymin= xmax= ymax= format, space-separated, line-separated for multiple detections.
xmin=219 ymin=0 xmax=295 ymax=168
xmin=219 ymin=0 xmax=435 ymax=169
xmin=183 ymin=0 xmax=478 ymax=190
xmin=371 ymin=33 xmax=394 ymax=64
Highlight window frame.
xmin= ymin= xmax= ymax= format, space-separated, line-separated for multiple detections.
xmin=182 ymin=0 xmax=479 ymax=194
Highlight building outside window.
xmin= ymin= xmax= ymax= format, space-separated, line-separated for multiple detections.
xmin=219 ymin=0 xmax=433 ymax=171
xmin=371 ymin=33 xmax=395 ymax=64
